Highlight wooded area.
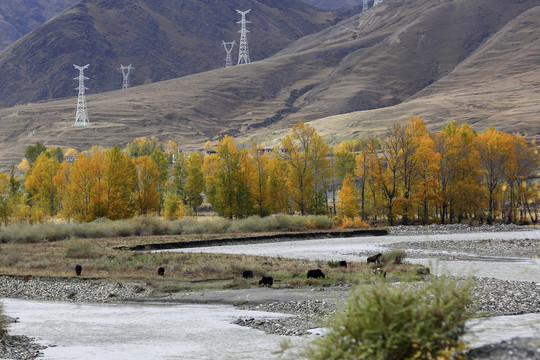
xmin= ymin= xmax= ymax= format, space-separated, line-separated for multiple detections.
xmin=1 ymin=118 xmax=538 ymax=226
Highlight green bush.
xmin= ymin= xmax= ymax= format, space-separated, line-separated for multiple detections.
xmin=305 ymin=277 xmax=472 ymax=360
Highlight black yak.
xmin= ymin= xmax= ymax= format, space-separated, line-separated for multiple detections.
xmin=157 ymin=267 xmax=165 ymax=276
xmin=242 ymin=270 xmax=254 ymax=279
xmin=259 ymin=276 xmax=273 ymax=287
xmin=75 ymin=264 xmax=82 ymax=276
xmin=367 ymin=253 xmax=382 ymax=264
xmin=307 ymin=269 xmax=325 ymax=279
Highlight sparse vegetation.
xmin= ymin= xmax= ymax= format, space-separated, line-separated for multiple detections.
xmin=0 ymin=215 xmax=340 ymax=244
xmin=380 ymin=249 xmax=407 ymax=265
xmin=305 ymin=277 xmax=473 ymax=360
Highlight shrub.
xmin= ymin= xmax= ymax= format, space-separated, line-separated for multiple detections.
xmin=381 ymin=249 xmax=407 ymax=265
xmin=63 ymin=238 xmax=98 ymax=259
xmin=338 ymin=217 xmax=371 ymax=229
xmin=306 ymin=215 xmax=335 ymax=230
xmin=327 ymin=260 xmax=340 ymax=268
xmin=0 ymin=303 xmax=6 ymax=338
xmin=305 ymin=277 xmax=472 ymax=360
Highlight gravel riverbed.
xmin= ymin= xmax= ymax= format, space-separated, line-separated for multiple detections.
xmin=1 ymin=224 xmax=539 ymax=359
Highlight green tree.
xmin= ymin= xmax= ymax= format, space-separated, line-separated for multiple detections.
xmin=25 ymin=142 xmax=47 ymax=165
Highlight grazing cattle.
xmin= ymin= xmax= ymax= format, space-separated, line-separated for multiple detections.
xmin=75 ymin=264 xmax=82 ymax=276
xmin=242 ymin=270 xmax=254 ymax=279
xmin=339 ymin=261 xmax=347 ymax=268
xmin=259 ymin=276 xmax=273 ymax=287
xmin=307 ymin=269 xmax=325 ymax=279
xmin=373 ymin=268 xmax=387 ymax=278
xmin=367 ymin=253 xmax=382 ymax=264
xmin=23 ymin=275 xmax=32 ymax=282
xmin=157 ymin=267 xmax=165 ymax=276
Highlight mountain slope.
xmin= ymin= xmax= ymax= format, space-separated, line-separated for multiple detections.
xmin=0 ymin=0 xmax=538 ymax=166
xmin=0 ymin=0 xmax=77 ymax=52
xmin=0 ymin=0 xmax=336 ymax=107
xmin=308 ymin=4 xmax=540 ymax=142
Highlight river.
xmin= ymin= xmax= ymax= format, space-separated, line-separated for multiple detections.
xmin=3 ymin=229 xmax=539 ymax=359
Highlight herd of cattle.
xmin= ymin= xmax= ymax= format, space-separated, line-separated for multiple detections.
xmin=72 ymin=253 xmax=387 ymax=286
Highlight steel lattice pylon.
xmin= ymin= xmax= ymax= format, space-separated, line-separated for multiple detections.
xmin=119 ymin=64 xmax=134 ymax=89
xmin=74 ymin=64 xmax=90 ymax=126
xmin=363 ymin=0 xmax=369 ymax=12
xmin=236 ymin=9 xmax=251 ymax=65
xmin=222 ymin=41 xmax=236 ymax=68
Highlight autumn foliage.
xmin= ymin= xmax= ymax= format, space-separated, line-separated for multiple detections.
xmin=2 ymin=120 xmax=538 ymax=225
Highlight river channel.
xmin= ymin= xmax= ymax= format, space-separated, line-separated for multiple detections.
xmin=3 ymin=229 xmax=540 ymax=359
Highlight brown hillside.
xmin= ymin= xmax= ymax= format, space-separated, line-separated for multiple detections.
xmin=0 ymin=0 xmax=336 ymax=107
xmin=0 ymin=0 xmax=538 ymax=168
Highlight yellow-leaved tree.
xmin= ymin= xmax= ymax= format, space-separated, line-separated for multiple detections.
xmin=338 ymin=174 xmax=358 ymax=219
xmin=24 ymin=153 xmax=61 ymax=217
xmin=133 ymin=156 xmax=160 ymax=216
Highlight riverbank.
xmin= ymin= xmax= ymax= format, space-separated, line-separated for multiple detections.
xmin=1 ymin=223 xmax=539 ymax=359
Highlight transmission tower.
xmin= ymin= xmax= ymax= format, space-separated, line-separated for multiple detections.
xmin=222 ymin=41 xmax=236 ymax=68
xmin=119 ymin=64 xmax=134 ymax=89
xmin=363 ymin=0 xmax=369 ymax=12
xmin=236 ymin=9 xmax=251 ymax=65
xmin=74 ymin=64 xmax=90 ymax=126
xmin=374 ymin=0 xmax=384 ymax=6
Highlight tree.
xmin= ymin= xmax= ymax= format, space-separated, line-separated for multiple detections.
xmin=338 ymin=174 xmax=358 ymax=219
xmin=248 ymin=142 xmax=271 ymax=216
xmin=25 ymin=142 xmax=47 ymax=165
xmin=279 ymin=122 xmax=329 ymax=215
xmin=475 ymin=128 xmax=515 ymax=223
xmin=24 ymin=153 xmax=61 ymax=216
xmin=104 ymin=146 xmax=136 ymax=220
xmin=62 ymin=150 xmax=107 ymax=222
xmin=355 ymin=138 xmax=380 ymax=221
xmin=183 ymin=152 xmax=205 ymax=213
xmin=163 ymin=192 xmax=185 ymax=220
xmin=125 ymin=137 xmax=162 ymax=157
xmin=203 ymin=135 xmax=255 ymax=218
xmin=133 ymin=156 xmax=160 ymax=216
xmin=0 ymin=172 xmax=10 ymax=225
xmin=412 ymin=131 xmax=441 ymax=224
xmin=150 ymin=149 xmax=169 ymax=210
xmin=435 ymin=122 xmax=483 ymax=223
xmin=266 ymin=155 xmax=292 ymax=214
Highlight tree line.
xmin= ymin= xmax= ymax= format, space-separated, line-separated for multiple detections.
xmin=0 ymin=118 xmax=538 ymax=225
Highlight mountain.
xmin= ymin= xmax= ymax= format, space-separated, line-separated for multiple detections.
xmin=0 ymin=0 xmax=538 ymax=167
xmin=0 ymin=0 xmax=78 ymax=52
xmin=301 ymin=0 xmax=364 ymax=10
xmin=0 ymin=0 xmax=337 ymax=108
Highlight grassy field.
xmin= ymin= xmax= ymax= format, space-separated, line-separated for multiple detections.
xmin=0 ymin=232 xmax=425 ymax=294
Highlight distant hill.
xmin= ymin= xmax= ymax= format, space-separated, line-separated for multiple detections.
xmin=0 ymin=0 xmax=337 ymax=108
xmin=301 ymin=0 xmax=364 ymax=10
xmin=0 ymin=0 xmax=538 ymax=168
xmin=0 ymin=0 xmax=77 ymax=52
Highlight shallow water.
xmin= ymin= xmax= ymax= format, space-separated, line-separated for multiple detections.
xmin=3 ymin=299 xmax=298 ymax=360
